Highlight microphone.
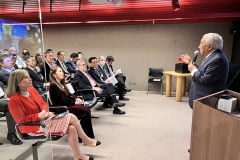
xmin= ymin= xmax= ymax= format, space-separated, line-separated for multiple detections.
xmin=192 ymin=50 xmax=199 ymax=65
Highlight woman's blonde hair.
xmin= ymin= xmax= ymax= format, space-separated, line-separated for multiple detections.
xmin=5 ymin=69 xmax=28 ymax=98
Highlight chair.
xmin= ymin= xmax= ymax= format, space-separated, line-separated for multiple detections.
xmin=147 ymin=68 xmax=163 ymax=95
xmin=15 ymin=106 xmax=66 ymax=160
xmin=67 ymin=83 xmax=98 ymax=109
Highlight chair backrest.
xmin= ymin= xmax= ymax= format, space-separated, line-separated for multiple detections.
xmin=149 ymin=68 xmax=163 ymax=77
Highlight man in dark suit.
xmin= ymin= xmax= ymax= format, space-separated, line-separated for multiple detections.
xmin=74 ymin=59 xmax=126 ymax=114
xmin=104 ymin=55 xmax=131 ymax=93
xmin=180 ymin=33 xmax=229 ymax=108
xmin=40 ymin=49 xmax=56 ymax=82
xmin=0 ymin=54 xmax=12 ymax=90
xmin=25 ymin=56 xmax=48 ymax=94
xmin=66 ymin=53 xmax=78 ymax=74
xmin=55 ymin=51 xmax=70 ymax=75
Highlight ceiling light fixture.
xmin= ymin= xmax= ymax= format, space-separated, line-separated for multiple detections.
xmin=112 ymin=0 xmax=122 ymax=6
xmin=172 ymin=0 xmax=180 ymax=11
xmin=89 ymin=0 xmax=110 ymax=4
xmin=89 ymin=0 xmax=122 ymax=6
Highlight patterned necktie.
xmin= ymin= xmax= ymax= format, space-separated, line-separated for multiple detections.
xmin=95 ymin=69 xmax=104 ymax=81
xmin=61 ymin=62 xmax=68 ymax=73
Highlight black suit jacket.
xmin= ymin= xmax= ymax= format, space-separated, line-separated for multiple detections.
xmin=25 ymin=67 xmax=45 ymax=89
xmin=97 ymin=65 xmax=109 ymax=81
xmin=55 ymin=60 xmax=70 ymax=75
xmin=0 ymin=69 xmax=10 ymax=86
xmin=40 ymin=62 xmax=51 ymax=82
xmin=103 ymin=63 xmax=112 ymax=76
xmin=73 ymin=70 xmax=96 ymax=100
xmin=87 ymin=67 xmax=105 ymax=84
xmin=0 ymin=69 xmax=9 ymax=90
xmin=74 ymin=70 xmax=95 ymax=90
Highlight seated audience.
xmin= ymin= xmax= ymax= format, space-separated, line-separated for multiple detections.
xmin=21 ymin=49 xmax=30 ymax=61
xmin=49 ymin=66 xmax=95 ymax=139
xmin=9 ymin=47 xmax=27 ymax=69
xmin=35 ymin=52 xmax=43 ymax=67
xmin=104 ymin=55 xmax=131 ymax=93
xmin=55 ymin=51 xmax=71 ymax=77
xmin=0 ymin=54 xmax=12 ymax=89
xmin=40 ymin=49 xmax=56 ymax=82
xmin=74 ymin=59 xmax=126 ymax=115
xmin=25 ymin=56 xmax=48 ymax=94
xmin=6 ymin=69 xmax=100 ymax=160
xmin=66 ymin=53 xmax=78 ymax=74
xmin=11 ymin=54 xmax=18 ymax=70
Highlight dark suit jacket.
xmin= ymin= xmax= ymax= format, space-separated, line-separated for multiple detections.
xmin=97 ymin=65 xmax=109 ymax=81
xmin=189 ymin=49 xmax=229 ymax=108
xmin=40 ymin=62 xmax=51 ymax=82
xmin=103 ymin=63 xmax=112 ymax=76
xmin=74 ymin=70 xmax=94 ymax=90
xmin=73 ymin=70 xmax=96 ymax=100
xmin=88 ymin=67 xmax=105 ymax=84
xmin=66 ymin=59 xmax=77 ymax=74
xmin=0 ymin=69 xmax=10 ymax=86
xmin=25 ymin=67 xmax=45 ymax=89
xmin=55 ymin=60 xmax=70 ymax=75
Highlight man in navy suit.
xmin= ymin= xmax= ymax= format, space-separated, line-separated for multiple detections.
xmin=180 ymin=33 xmax=229 ymax=109
xmin=66 ymin=53 xmax=78 ymax=74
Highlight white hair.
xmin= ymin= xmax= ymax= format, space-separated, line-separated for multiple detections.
xmin=204 ymin=33 xmax=223 ymax=50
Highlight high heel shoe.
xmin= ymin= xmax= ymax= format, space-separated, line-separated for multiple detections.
xmin=83 ymin=140 xmax=101 ymax=147
xmin=74 ymin=156 xmax=94 ymax=160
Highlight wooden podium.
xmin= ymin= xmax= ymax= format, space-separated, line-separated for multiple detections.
xmin=190 ymin=90 xmax=240 ymax=160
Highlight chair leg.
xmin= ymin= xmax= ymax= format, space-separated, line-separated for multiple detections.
xmin=32 ymin=142 xmax=39 ymax=160
xmin=161 ymin=83 xmax=163 ymax=95
xmin=147 ymin=85 xmax=149 ymax=94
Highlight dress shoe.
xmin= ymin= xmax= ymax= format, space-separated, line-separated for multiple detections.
xmin=113 ymin=109 xmax=126 ymax=115
xmin=83 ymin=140 xmax=101 ymax=147
xmin=7 ymin=133 xmax=23 ymax=145
xmin=112 ymin=102 xmax=125 ymax=108
xmin=119 ymin=97 xmax=129 ymax=101
xmin=74 ymin=156 xmax=94 ymax=160
xmin=124 ymin=88 xmax=132 ymax=92
xmin=0 ymin=142 xmax=3 ymax=145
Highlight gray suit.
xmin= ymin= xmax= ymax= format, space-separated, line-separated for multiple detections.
xmin=189 ymin=49 xmax=229 ymax=108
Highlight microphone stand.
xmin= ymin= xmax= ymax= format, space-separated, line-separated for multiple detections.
xmin=215 ymin=67 xmax=240 ymax=108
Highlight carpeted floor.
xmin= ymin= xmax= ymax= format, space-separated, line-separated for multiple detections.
xmin=0 ymin=91 xmax=192 ymax=160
